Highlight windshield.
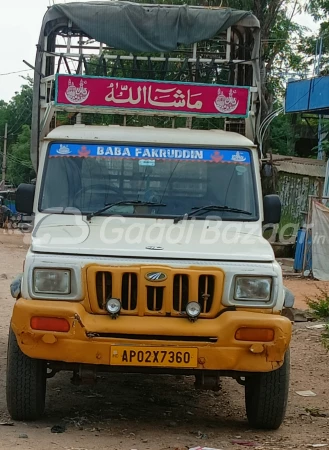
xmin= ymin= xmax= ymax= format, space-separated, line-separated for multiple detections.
xmin=40 ymin=143 xmax=258 ymax=220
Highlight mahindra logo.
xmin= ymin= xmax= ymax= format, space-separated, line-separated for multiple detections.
xmin=145 ymin=272 xmax=167 ymax=282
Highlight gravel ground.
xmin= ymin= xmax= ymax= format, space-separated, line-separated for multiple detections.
xmin=0 ymin=230 xmax=328 ymax=450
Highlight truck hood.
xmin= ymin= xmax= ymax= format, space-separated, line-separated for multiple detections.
xmin=31 ymin=216 xmax=274 ymax=262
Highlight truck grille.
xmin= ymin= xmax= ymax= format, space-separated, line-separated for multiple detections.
xmin=89 ymin=266 xmax=223 ymax=318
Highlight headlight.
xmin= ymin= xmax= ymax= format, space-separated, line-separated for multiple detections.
xmin=33 ymin=269 xmax=71 ymax=295
xmin=234 ymin=277 xmax=272 ymax=301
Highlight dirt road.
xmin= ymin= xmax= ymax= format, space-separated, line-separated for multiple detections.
xmin=284 ymin=278 xmax=329 ymax=310
xmin=0 ymin=231 xmax=328 ymax=450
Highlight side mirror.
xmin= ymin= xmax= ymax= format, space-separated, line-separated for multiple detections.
xmin=15 ymin=183 xmax=35 ymax=214
xmin=263 ymin=194 xmax=281 ymax=225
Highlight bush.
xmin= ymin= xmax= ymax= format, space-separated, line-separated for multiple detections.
xmin=306 ymin=287 xmax=329 ymax=319
xmin=305 ymin=288 xmax=329 ymax=351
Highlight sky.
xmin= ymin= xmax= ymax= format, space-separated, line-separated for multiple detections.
xmin=0 ymin=1 xmax=319 ymax=103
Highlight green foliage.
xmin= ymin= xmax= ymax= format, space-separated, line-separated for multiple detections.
xmin=268 ymin=109 xmax=295 ymax=155
xmin=306 ymin=287 xmax=329 ymax=319
xmin=305 ymin=288 xmax=329 ymax=351
xmin=304 ymin=290 xmax=329 ymax=351
xmin=302 ymin=0 xmax=329 ymax=78
xmin=6 ymin=126 xmax=35 ymax=186
xmin=297 ymin=19 xmax=329 ymax=162
xmin=305 ymin=287 xmax=329 ymax=351
xmin=307 ymin=0 xmax=329 ymax=22
xmin=312 ymin=139 xmax=329 ymax=158
xmin=0 ymin=100 xmax=7 ymax=136
xmin=0 ymin=79 xmax=34 ymax=186
xmin=5 ymin=77 xmax=33 ymax=147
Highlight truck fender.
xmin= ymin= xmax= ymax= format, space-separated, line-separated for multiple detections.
xmin=283 ymin=287 xmax=294 ymax=308
xmin=10 ymin=273 xmax=23 ymax=299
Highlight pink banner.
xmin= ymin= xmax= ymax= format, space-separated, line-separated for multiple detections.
xmin=55 ymin=75 xmax=250 ymax=117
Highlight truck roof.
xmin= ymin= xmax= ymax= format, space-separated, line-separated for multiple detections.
xmin=45 ymin=125 xmax=256 ymax=148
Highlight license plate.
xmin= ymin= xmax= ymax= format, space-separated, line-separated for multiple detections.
xmin=110 ymin=346 xmax=198 ymax=368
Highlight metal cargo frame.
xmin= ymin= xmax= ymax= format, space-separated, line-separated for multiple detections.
xmin=31 ymin=3 xmax=261 ymax=169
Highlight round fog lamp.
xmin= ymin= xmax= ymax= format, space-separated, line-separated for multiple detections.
xmin=106 ymin=298 xmax=121 ymax=315
xmin=186 ymin=302 xmax=201 ymax=320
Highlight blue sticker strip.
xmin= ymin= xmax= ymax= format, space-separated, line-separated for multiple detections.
xmin=49 ymin=143 xmax=251 ymax=164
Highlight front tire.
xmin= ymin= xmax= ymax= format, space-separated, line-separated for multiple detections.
xmin=245 ymin=349 xmax=290 ymax=430
xmin=6 ymin=328 xmax=47 ymax=420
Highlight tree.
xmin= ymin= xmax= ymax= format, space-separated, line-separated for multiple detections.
xmin=5 ymin=77 xmax=33 ymax=148
xmin=0 ymin=100 xmax=8 ymax=166
xmin=0 ymin=79 xmax=33 ymax=186
xmin=216 ymin=0 xmax=313 ymax=156
xmin=6 ymin=125 xmax=35 ymax=186
xmin=132 ymin=0 xmax=309 ymax=121
xmin=286 ymin=0 xmax=329 ymax=158
xmin=306 ymin=0 xmax=329 ymax=21
xmin=253 ymin=2 xmax=309 ymax=120
xmin=0 ymin=100 xmax=7 ymax=135
xmin=268 ymin=111 xmax=293 ymax=155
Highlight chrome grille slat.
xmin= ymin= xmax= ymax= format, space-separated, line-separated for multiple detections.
xmin=198 ymin=275 xmax=215 ymax=313
xmin=96 ymin=272 xmax=112 ymax=310
xmin=173 ymin=274 xmax=189 ymax=312
xmin=102 ymin=273 xmax=106 ymax=308
xmin=153 ymin=287 xmax=156 ymax=311
xmin=128 ymin=274 xmax=131 ymax=310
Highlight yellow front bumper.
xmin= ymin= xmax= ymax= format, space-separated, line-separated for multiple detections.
xmin=11 ymin=299 xmax=292 ymax=373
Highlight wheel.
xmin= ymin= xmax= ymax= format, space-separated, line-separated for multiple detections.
xmin=245 ymin=349 xmax=290 ymax=430
xmin=6 ymin=328 xmax=47 ymax=420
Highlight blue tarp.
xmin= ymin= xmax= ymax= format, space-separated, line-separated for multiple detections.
xmin=285 ymin=76 xmax=329 ymax=114
xmin=294 ymin=228 xmax=312 ymax=272
xmin=4 ymin=200 xmax=16 ymax=214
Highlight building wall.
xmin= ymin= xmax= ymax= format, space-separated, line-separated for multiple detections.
xmin=277 ymin=172 xmax=323 ymax=234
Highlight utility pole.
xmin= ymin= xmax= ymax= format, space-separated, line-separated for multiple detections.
xmin=1 ymin=123 xmax=8 ymax=185
xmin=315 ymin=37 xmax=324 ymax=160
xmin=76 ymin=34 xmax=83 ymax=125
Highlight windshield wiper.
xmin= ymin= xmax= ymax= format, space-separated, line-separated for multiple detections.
xmin=173 ymin=204 xmax=252 ymax=224
xmin=86 ymin=200 xmax=166 ymax=221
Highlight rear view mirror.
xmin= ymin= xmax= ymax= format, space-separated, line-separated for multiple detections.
xmin=263 ymin=194 xmax=281 ymax=225
xmin=16 ymin=184 xmax=35 ymax=214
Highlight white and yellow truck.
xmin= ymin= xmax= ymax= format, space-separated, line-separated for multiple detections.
xmin=7 ymin=1 xmax=293 ymax=429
